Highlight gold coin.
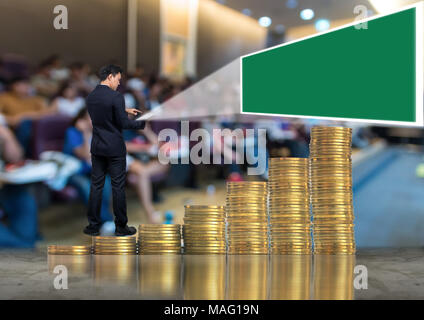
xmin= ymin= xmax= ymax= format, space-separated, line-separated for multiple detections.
xmin=140 ymin=251 xmax=181 ymax=254
xmin=138 ymin=232 xmax=181 ymax=238
xmin=310 ymin=158 xmax=352 ymax=162
xmin=184 ymin=205 xmax=224 ymax=209
xmin=93 ymin=239 xmax=136 ymax=243
xmin=183 ymin=229 xmax=225 ymax=233
xmin=227 ymin=226 xmax=268 ymax=230
xmin=139 ymin=226 xmax=180 ymax=230
xmin=93 ymin=237 xmax=136 ymax=241
xmin=184 ymin=240 xmax=226 ymax=244
xmin=269 ymin=157 xmax=308 ymax=162
xmin=269 ymin=208 xmax=310 ymax=212
xmin=269 ymin=215 xmax=310 ymax=220
xmin=227 ymin=181 xmax=267 ymax=185
xmin=182 ymin=230 xmax=225 ymax=235
xmin=183 ymin=220 xmax=225 ymax=225
xmin=184 ymin=243 xmax=226 ymax=246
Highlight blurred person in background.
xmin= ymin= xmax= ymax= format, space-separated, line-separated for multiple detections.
xmin=0 ymin=77 xmax=56 ymax=156
xmin=44 ymin=54 xmax=70 ymax=82
xmin=124 ymin=77 xmax=146 ymax=110
xmin=259 ymin=118 xmax=309 ymax=158
xmin=0 ymin=124 xmax=38 ymax=248
xmin=63 ymin=108 xmax=115 ymax=234
xmin=0 ymin=77 xmax=55 ymax=125
xmin=145 ymin=82 xmax=163 ymax=110
xmin=82 ymin=63 xmax=100 ymax=89
xmin=202 ymin=116 xmax=244 ymax=182
xmin=69 ymin=62 xmax=96 ymax=96
xmin=51 ymin=82 xmax=85 ymax=117
xmin=124 ymin=122 xmax=168 ymax=223
xmin=30 ymin=59 xmax=59 ymax=99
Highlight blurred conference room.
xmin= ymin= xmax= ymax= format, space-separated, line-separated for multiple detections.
xmin=0 ymin=0 xmax=423 ymax=300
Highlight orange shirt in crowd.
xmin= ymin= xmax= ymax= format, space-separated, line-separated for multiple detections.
xmin=0 ymin=92 xmax=46 ymax=116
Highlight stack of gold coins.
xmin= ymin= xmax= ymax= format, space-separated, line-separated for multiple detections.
xmin=268 ymin=158 xmax=312 ymax=254
xmin=92 ymin=236 xmax=137 ymax=255
xmin=138 ymin=224 xmax=181 ymax=254
xmin=182 ymin=205 xmax=226 ymax=254
xmin=309 ymin=126 xmax=355 ymax=254
xmin=47 ymin=245 xmax=92 ymax=255
xmin=226 ymin=181 xmax=268 ymax=254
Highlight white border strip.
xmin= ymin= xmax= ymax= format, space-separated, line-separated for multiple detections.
xmin=240 ymin=2 xmax=424 ymax=127
xmin=416 ymin=1 xmax=423 ymax=126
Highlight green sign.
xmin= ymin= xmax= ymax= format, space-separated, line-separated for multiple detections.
xmin=241 ymin=4 xmax=423 ymax=126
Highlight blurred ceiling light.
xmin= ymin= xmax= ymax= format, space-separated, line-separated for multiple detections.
xmin=300 ymin=8 xmax=315 ymax=20
xmin=242 ymin=8 xmax=252 ymax=16
xmin=315 ymin=19 xmax=330 ymax=32
xmin=259 ymin=16 xmax=272 ymax=27
xmin=368 ymin=0 xmax=404 ymax=13
xmin=275 ymin=24 xmax=286 ymax=34
xmin=286 ymin=0 xmax=298 ymax=9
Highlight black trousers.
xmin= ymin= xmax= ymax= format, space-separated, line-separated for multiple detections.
xmin=87 ymin=154 xmax=127 ymax=229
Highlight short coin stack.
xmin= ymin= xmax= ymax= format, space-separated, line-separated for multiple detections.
xmin=226 ymin=181 xmax=269 ymax=254
xmin=48 ymin=245 xmax=92 ymax=255
xmin=309 ymin=126 xmax=355 ymax=255
xmin=268 ymin=158 xmax=312 ymax=254
xmin=92 ymin=236 xmax=137 ymax=255
xmin=182 ymin=205 xmax=226 ymax=254
xmin=138 ymin=224 xmax=181 ymax=254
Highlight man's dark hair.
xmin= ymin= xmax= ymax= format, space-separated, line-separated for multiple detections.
xmin=98 ymin=64 xmax=123 ymax=81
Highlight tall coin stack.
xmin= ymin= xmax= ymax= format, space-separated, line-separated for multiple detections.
xmin=92 ymin=236 xmax=137 ymax=255
xmin=226 ymin=182 xmax=269 ymax=254
xmin=309 ymin=126 xmax=355 ymax=254
xmin=183 ymin=205 xmax=226 ymax=254
xmin=138 ymin=224 xmax=181 ymax=254
xmin=268 ymin=158 xmax=312 ymax=254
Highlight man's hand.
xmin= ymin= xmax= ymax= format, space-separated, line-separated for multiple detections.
xmin=126 ymin=108 xmax=143 ymax=116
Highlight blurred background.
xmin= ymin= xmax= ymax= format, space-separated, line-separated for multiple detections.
xmin=0 ymin=0 xmax=423 ymax=250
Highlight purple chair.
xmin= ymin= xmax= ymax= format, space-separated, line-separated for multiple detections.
xmin=31 ymin=114 xmax=72 ymax=159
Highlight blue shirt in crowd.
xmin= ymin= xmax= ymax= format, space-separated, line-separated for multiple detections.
xmin=63 ymin=127 xmax=92 ymax=175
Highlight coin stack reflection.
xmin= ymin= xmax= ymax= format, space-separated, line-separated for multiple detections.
xmin=92 ymin=236 xmax=137 ymax=255
xmin=309 ymin=126 xmax=355 ymax=254
xmin=226 ymin=181 xmax=268 ymax=254
xmin=138 ymin=224 xmax=181 ymax=254
xmin=268 ymin=158 xmax=311 ymax=254
xmin=183 ymin=205 xmax=226 ymax=254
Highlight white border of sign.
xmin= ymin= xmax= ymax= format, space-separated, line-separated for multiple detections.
xmin=240 ymin=2 xmax=424 ymax=127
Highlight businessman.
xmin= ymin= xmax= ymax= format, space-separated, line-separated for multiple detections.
xmin=84 ymin=64 xmax=145 ymax=236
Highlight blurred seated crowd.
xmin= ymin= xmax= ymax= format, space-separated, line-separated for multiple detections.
xmin=0 ymin=53 xmax=375 ymax=248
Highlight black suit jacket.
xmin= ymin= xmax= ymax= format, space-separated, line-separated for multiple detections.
xmin=86 ymin=84 xmax=146 ymax=157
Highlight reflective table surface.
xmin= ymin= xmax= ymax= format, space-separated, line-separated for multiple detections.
xmin=0 ymin=249 xmax=423 ymax=299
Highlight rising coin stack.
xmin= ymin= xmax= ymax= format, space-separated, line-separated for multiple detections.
xmin=226 ymin=181 xmax=269 ymax=254
xmin=92 ymin=236 xmax=137 ymax=255
xmin=48 ymin=245 xmax=92 ymax=255
xmin=268 ymin=158 xmax=312 ymax=254
xmin=182 ymin=205 xmax=226 ymax=254
xmin=309 ymin=126 xmax=355 ymax=254
xmin=138 ymin=224 xmax=181 ymax=254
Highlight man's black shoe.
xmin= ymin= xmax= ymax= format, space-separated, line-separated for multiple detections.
xmin=115 ymin=225 xmax=137 ymax=236
xmin=83 ymin=226 xmax=100 ymax=236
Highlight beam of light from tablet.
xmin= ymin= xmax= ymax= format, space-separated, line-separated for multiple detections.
xmin=138 ymin=58 xmax=272 ymax=123
xmin=139 ymin=59 xmax=243 ymax=121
